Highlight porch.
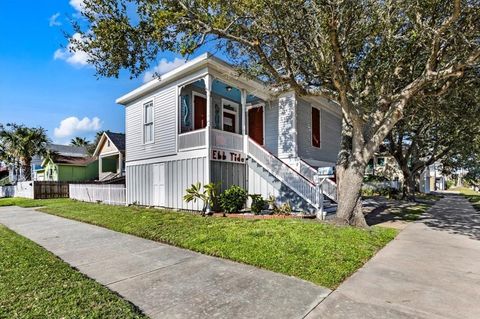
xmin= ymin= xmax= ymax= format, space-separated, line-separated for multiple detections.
xmin=176 ymin=76 xmax=267 ymax=154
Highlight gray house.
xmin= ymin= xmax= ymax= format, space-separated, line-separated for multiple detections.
xmin=117 ymin=53 xmax=341 ymax=214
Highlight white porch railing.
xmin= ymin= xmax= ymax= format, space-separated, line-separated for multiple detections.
xmin=178 ymin=128 xmax=206 ymax=151
xmin=211 ymin=129 xmax=243 ymax=151
xmin=298 ymin=159 xmax=337 ymax=202
xmin=248 ymin=138 xmax=319 ymax=208
xmin=69 ymin=184 xmax=126 ymax=206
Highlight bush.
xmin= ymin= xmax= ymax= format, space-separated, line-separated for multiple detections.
xmin=249 ymin=194 xmax=267 ymax=214
xmin=219 ymin=185 xmax=248 ymax=213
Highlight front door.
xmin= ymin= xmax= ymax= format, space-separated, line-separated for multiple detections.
xmin=248 ymin=106 xmax=264 ymax=145
xmin=194 ymin=95 xmax=207 ymax=130
xmin=152 ymin=163 xmax=165 ymax=206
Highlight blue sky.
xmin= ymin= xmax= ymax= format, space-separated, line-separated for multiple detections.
xmin=0 ymin=1 xmax=193 ymax=145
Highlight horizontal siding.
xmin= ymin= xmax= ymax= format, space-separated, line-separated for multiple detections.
xmin=125 ymin=83 xmax=177 ymax=162
xmin=264 ymin=101 xmax=279 ymax=155
xmin=126 ymin=156 xmax=208 ymax=211
xmin=296 ymin=98 xmax=341 ymax=165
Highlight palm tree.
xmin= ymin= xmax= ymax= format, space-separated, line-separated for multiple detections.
xmin=70 ymin=137 xmax=89 ymax=147
xmin=0 ymin=123 xmax=49 ymax=181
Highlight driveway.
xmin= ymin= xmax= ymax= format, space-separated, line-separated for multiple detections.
xmin=307 ymin=193 xmax=480 ymax=319
xmin=0 ymin=206 xmax=330 ymax=319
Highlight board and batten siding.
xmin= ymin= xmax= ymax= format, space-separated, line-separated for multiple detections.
xmin=296 ymin=98 xmax=341 ymax=165
xmin=126 ymin=156 xmax=208 ymax=211
xmin=125 ymin=83 xmax=177 ymax=162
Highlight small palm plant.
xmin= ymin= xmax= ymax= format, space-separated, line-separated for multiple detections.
xmin=183 ymin=182 xmax=218 ymax=216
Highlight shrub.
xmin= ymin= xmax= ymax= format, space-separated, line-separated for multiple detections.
xmin=219 ymin=185 xmax=248 ymax=214
xmin=249 ymin=194 xmax=267 ymax=214
xmin=183 ymin=182 xmax=218 ymax=215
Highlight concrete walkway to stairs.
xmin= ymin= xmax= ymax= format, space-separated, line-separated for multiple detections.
xmin=0 ymin=206 xmax=330 ymax=319
xmin=307 ymin=192 xmax=480 ymax=319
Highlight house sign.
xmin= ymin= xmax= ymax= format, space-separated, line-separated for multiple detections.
xmin=211 ymin=149 xmax=246 ymax=164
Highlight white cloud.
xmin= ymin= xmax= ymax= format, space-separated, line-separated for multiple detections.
xmin=53 ymin=33 xmax=90 ymax=67
xmin=69 ymin=0 xmax=85 ymax=12
xmin=49 ymin=13 xmax=62 ymax=27
xmin=143 ymin=58 xmax=186 ymax=83
xmin=54 ymin=116 xmax=102 ymax=139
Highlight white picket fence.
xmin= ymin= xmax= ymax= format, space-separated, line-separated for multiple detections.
xmin=0 ymin=181 xmax=34 ymax=198
xmin=69 ymin=184 xmax=126 ymax=206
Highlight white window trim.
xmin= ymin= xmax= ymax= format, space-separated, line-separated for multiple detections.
xmin=311 ymin=105 xmax=322 ymax=149
xmin=247 ymin=103 xmax=266 ymax=145
xmin=143 ymin=100 xmax=155 ymax=144
xmin=221 ymin=98 xmax=240 ymax=134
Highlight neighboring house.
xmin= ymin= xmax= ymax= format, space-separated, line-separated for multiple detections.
xmin=419 ymin=162 xmax=447 ymax=193
xmin=92 ymin=132 xmax=126 ymax=181
xmin=365 ymin=153 xmax=403 ymax=183
xmin=117 ymin=53 xmax=341 ymax=214
xmin=37 ymin=155 xmax=98 ymax=182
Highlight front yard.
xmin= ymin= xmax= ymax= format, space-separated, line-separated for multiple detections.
xmin=0 ymin=198 xmax=397 ymax=289
xmin=0 ymin=224 xmax=147 ymax=318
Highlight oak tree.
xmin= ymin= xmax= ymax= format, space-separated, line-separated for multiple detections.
xmin=71 ymin=0 xmax=480 ymax=226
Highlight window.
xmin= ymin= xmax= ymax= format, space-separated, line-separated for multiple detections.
xmin=377 ymin=157 xmax=385 ymax=166
xmin=312 ymin=107 xmax=321 ymax=148
xmin=222 ymin=99 xmax=239 ymax=133
xmin=144 ymin=101 xmax=154 ymax=143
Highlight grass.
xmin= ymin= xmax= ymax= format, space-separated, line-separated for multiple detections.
xmin=0 ymin=224 xmax=147 ymax=319
xmin=0 ymin=198 xmax=397 ymax=289
xmin=414 ymin=193 xmax=442 ymax=201
xmin=454 ymin=187 xmax=480 ymax=211
xmin=398 ymin=203 xmax=431 ymax=221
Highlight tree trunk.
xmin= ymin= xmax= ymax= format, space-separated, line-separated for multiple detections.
xmin=335 ymin=163 xmax=368 ymax=227
xmin=401 ymin=168 xmax=416 ymax=201
xmin=21 ymin=158 xmax=32 ymax=181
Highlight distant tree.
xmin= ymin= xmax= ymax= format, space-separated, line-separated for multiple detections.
xmin=0 ymin=123 xmax=49 ymax=181
xmin=70 ymin=0 xmax=479 ymax=226
xmin=70 ymin=137 xmax=90 ymax=147
xmin=387 ymin=75 xmax=480 ymax=200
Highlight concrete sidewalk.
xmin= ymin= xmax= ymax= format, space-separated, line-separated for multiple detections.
xmin=0 ymin=206 xmax=330 ymax=319
xmin=307 ymin=193 xmax=480 ymax=319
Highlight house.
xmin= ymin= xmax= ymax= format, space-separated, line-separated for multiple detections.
xmin=365 ymin=153 xmax=403 ymax=188
xmin=419 ymin=162 xmax=447 ymax=193
xmin=32 ymin=144 xmax=88 ymax=181
xmin=37 ymin=155 xmax=98 ymax=182
xmin=116 ymin=53 xmax=341 ymax=214
xmin=92 ymin=132 xmax=126 ymax=181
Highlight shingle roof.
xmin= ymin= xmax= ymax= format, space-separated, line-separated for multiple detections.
xmin=48 ymin=144 xmax=88 ymax=157
xmin=51 ymin=155 xmax=96 ymax=166
xmin=105 ymin=132 xmax=125 ymax=152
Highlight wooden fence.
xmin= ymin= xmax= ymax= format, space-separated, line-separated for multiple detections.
xmin=34 ymin=182 xmax=70 ymax=199
xmin=69 ymin=184 xmax=126 ymax=206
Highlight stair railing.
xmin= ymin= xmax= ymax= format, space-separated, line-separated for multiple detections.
xmin=247 ymin=138 xmax=320 ymax=208
xmin=298 ymin=159 xmax=337 ymax=202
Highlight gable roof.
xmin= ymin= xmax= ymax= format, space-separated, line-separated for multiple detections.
xmin=48 ymin=144 xmax=88 ymax=157
xmin=92 ymin=132 xmax=125 ymax=157
xmin=43 ymin=155 xmax=96 ymax=167
xmin=105 ymin=132 xmax=125 ymax=152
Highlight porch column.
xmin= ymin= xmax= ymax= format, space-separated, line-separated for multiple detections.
xmin=241 ymin=89 xmax=248 ymax=154
xmin=118 ymin=152 xmax=123 ymax=175
xmin=204 ymin=74 xmax=213 ymax=212
xmin=98 ymin=156 xmax=103 ymax=179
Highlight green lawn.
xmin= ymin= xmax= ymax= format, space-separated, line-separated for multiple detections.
xmin=0 ymin=198 xmax=397 ymax=289
xmin=0 ymin=224 xmax=147 ymax=319
xmin=455 ymin=187 xmax=480 ymax=211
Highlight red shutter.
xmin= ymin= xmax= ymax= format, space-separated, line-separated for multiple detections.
xmin=312 ymin=107 xmax=320 ymax=148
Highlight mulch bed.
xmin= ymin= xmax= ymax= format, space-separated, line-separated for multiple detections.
xmin=211 ymin=212 xmax=316 ymax=219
